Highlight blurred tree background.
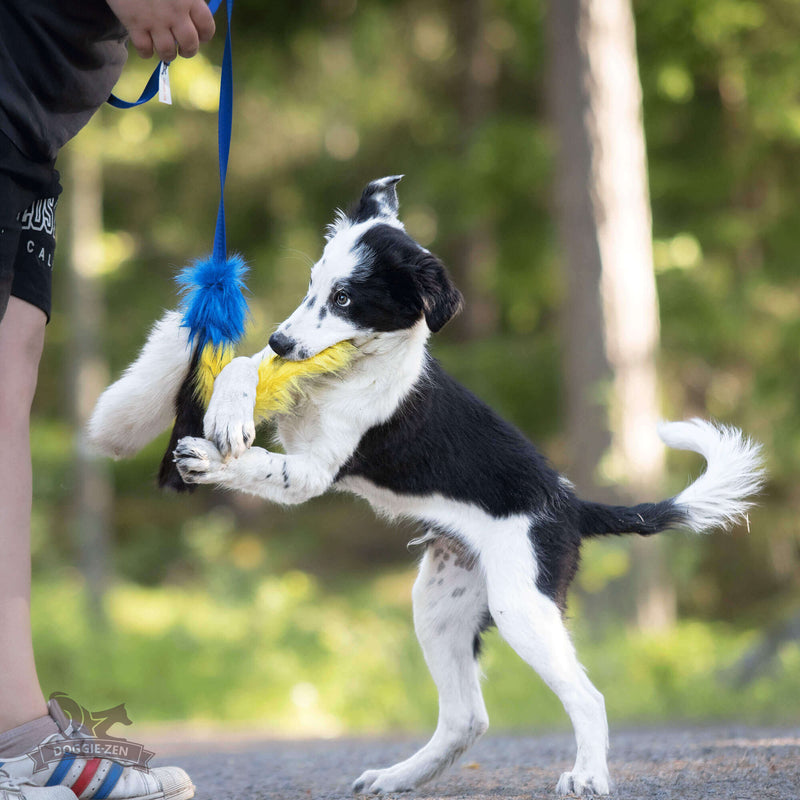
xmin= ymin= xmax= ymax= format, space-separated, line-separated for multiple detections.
xmin=30 ymin=0 xmax=800 ymax=731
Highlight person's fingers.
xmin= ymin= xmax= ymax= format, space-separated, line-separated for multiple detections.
xmin=129 ymin=29 xmax=154 ymax=59
xmin=190 ymin=1 xmax=216 ymax=44
xmin=151 ymin=28 xmax=178 ymax=63
xmin=120 ymin=2 xmax=215 ymax=62
xmin=173 ymin=18 xmax=200 ymax=58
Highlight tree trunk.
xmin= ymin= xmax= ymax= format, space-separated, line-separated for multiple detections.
xmin=449 ymin=0 xmax=499 ymax=340
xmin=65 ymin=140 xmax=112 ymax=625
xmin=547 ymin=0 xmax=675 ymax=630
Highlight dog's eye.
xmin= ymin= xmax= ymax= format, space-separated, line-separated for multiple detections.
xmin=334 ymin=291 xmax=351 ymax=308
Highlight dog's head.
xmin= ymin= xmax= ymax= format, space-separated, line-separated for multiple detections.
xmin=268 ymin=176 xmax=463 ymax=360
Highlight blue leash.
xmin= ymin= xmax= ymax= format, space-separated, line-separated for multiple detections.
xmin=106 ymin=64 xmax=162 ymax=109
xmin=107 ymin=0 xmax=233 ymax=267
xmin=212 ymin=0 xmax=233 ymax=264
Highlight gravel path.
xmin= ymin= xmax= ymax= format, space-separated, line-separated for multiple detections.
xmin=145 ymin=725 xmax=800 ymax=800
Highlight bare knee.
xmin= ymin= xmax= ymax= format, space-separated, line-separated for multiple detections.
xmin=0 ymin=298 xmax=46 ymax=417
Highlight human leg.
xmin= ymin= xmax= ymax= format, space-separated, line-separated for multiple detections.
xmin=0 ymin=235 xmax=195 ymax=800
xmin=0 ymin=144 xmax=60 ymax=732
xmin=0 ymin=297 xmax=48 ymax=733
xmin=0 ymin=126 xmax=194 ymax=800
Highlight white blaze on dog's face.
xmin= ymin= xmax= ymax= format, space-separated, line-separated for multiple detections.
xmin=268 ymin=176 xmax=463 ymax=360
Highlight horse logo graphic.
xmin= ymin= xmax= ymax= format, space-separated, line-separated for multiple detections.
xmin=49 ymin=692 xmax=133 ymax=741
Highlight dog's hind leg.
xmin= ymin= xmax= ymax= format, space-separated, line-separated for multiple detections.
xmin=482 ymin=521 xmax=611 ymax=797
xmin=352 ymin=536 xmax=489 ymax=794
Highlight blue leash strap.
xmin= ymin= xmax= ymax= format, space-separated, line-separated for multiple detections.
xmin=174 ymin=0 xmax=247 ymax=352
xmin=107 ymin=0 xmax=226 ymax=109
xmin=106 ymin=64 xmax=161 ymax=109
xmin=107 ymin=0 xmax=236 ymax=281
xmin=213 ymin=0 xmax=234 ymax=262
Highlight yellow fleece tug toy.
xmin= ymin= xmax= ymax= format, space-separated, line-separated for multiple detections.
xmin=195 ymin=339 xmax=357 ymax=421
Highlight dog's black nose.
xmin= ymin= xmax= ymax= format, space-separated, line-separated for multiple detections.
xmin=269 ymin=331 xmax=295 ymax=357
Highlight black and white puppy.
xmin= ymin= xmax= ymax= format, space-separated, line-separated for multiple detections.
xmin=174 ymin=176 xmax=765 ymax=797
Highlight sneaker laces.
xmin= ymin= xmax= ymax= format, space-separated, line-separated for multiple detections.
xmin=0 ymin=769 xmax=37 ymax=793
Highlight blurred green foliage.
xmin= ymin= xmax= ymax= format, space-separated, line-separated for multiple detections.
xmin=26 ymin=0 xmax=800 ymax=727
xmin=34 ymin=571 xmax=800 ymax=731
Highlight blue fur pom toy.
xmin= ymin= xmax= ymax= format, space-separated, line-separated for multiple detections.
xmin=176 ymin=253 xmax=249 ymax=351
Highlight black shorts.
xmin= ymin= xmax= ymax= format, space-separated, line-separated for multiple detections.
xmin=0 ymin=131 xmax=62 ymax=323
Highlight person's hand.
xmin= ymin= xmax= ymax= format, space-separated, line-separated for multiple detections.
xmin=106 ymin=0 xmax=216 ymax=62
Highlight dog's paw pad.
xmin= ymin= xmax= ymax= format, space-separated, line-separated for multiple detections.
xmin=174 ymin=437 xmax=224 ymax=483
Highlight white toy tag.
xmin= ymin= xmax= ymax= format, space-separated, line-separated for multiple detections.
xmin=158 ymin=62 xmax=172 ymax=105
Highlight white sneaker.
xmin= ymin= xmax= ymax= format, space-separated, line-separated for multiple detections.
xmin=0 ymin=775 xmax=77 ymax=800
xmin=0 ymin=703 xmax=193 ymax=800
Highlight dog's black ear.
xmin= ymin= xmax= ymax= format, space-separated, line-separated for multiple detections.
xmin=350 ymin=175 xmax=403 ymax=223
xmin=413 ymin=251 xmax=463 ymax=333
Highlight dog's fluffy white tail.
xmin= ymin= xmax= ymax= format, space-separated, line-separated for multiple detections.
xmin=657 ymin=419 xmax=766 ymax=533
xmin=87 ymin=310 xmax=191 ymax=458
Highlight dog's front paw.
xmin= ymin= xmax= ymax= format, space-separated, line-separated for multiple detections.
xmin=353 ymin=769 xmax=406 ymax=794
xmin=204 ymin=356 xmax=259 ymax=458
xmin=174 ymin=436 xmax=226 ymax=484
xmin=556 ymin=769 xmax=612 ymax=797
xmin=352 ymin=767 xmax=419 ymax=795
xmin=352 ymin=769 xmax=381 ymax=795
